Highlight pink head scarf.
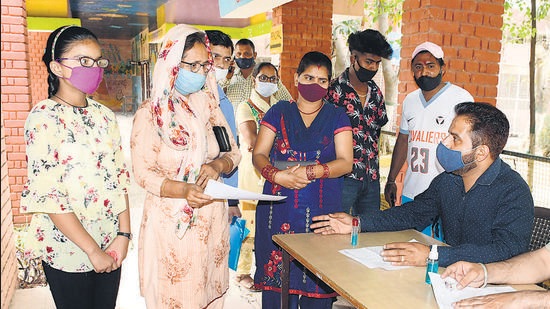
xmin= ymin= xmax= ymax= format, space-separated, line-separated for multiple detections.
xmin=149 ymin=24 xmax=219 ymax=150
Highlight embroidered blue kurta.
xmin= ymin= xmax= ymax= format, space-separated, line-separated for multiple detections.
xmin=254 ymin=100 xmax=351 ymax=297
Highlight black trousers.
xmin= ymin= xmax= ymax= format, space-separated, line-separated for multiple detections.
xmin=42 ymin=261 xmax=121 ymax=309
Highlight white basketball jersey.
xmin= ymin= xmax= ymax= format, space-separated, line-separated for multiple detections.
xmin=399 ymin=82 xmax=474 ymax=198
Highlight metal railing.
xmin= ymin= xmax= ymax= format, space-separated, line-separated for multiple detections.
xmin=500 ymin=150 xmax=550 ymax=208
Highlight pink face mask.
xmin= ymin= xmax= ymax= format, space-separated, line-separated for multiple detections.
xmin=60 ymin=64 xmax=104 ymax=94
xmin=297 ymin=82 xmax=327 ymax=102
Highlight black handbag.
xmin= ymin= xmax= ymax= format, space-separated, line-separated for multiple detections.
xmin=213 ymin=126 xmax=231 ymax=152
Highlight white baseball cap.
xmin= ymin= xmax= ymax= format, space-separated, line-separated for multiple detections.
xmin=412 ymin=42 xmax=444 ymax=60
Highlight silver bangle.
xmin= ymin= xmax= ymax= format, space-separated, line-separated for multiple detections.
xmin=478 ymin=263 xmax=488 ymax=288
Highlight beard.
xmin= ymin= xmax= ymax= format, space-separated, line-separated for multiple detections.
xmin=452 ymin=152 xmax=477 ymax=176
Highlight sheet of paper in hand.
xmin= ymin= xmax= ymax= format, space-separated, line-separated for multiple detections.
xmin=204 ymin=179 xmax=286 ymax=201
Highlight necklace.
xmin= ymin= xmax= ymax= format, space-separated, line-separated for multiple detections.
xmin=53 ymin=95 xmax=88 ymax=108
xmin=297 ymin=103 xmax=323 ymax=115
xmin=356 ymin=88 xmax=368 ymax=97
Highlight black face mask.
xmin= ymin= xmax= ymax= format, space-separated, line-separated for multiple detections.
xmin=353 ymin=60 xmax=377 ymax=82
xmin=235 ymin=57 xmax=255 ymax=69
xmin=414 ymin=72 xmax=443 ymax=91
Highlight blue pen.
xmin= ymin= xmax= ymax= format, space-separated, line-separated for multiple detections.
xmin=351 ymin=217 xmax=359 ymax=247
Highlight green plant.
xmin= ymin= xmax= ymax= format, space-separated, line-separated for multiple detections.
xmin=333 ymin=19 xmax=361 ymax=39
xmin=503 ymin=0 xmax=550 ymax=43
xmin=363 ymin=0 xmax=404 ymax=33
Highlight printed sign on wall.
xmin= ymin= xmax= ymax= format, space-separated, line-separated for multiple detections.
xmin=270 ymin=24 xmax=283 ymax=54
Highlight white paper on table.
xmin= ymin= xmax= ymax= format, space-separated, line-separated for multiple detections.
xmin=429 ymin=273 xmax=516 ymax=309
xmin=338 ymin=239 xmax=419 ymax=270
xmin=204 ymin=179 xmax=287 ymax=201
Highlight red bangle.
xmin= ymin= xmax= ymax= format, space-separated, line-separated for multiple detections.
xmin=321 ymin=163 xmax=330 ymax=178
xmin=261 ymin=164 xmax=280 ymax=183
xmin=306 ymin=164 xmax=316 ymax=180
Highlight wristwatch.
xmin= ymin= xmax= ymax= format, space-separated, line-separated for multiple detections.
xmin=117 ymin=231 xmax=133 ymax=240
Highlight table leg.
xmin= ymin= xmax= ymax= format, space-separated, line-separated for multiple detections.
xmin=281 ymin=249 xmax=290 ymax=309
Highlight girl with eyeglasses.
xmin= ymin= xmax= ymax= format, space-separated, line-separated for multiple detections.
xmin=20 ymin=25 xmax=131 ymax=309
xmin=130 ymin=25 xmax=240 ymax=308
xmin=233 ymin=62 xmax=280 ymax=291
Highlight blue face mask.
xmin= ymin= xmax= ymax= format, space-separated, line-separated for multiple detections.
xmin=436 ymin=142 xmax=477 ymax=172
xmin=174 ymin=67 xmax=206 ymax=95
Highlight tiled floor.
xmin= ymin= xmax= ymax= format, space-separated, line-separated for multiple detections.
xmin=8 ymin=113 xmax=354 ymax=309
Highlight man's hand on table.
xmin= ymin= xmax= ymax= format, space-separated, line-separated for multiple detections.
xmin=381 ymin=242 xmax=430 ymax=266
xmin=441 ymin=261 xmax=485 ymax=289
xmin=311 ymin=214 xmax=431 ymax=267
xmin=311 ymin=212 xmax=353 ymax=234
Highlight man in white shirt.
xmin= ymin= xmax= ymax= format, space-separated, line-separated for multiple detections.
xmin=384 ymin=42 xmax=474 ymax=241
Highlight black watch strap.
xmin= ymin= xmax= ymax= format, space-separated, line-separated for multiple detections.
xmin=117 ymin=232 xmax=132 ymax=240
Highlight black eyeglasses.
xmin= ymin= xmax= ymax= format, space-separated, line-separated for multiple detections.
xmin=257 ymin=75 xmax=279 ymax=83
xmin=181 ymin=61 xmax=213 ymax=73
xmin=57 ymin=56 xmax=109 ymax=68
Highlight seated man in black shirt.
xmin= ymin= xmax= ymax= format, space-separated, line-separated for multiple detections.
xmin=311 ymin=102 xmax=534 ymax=267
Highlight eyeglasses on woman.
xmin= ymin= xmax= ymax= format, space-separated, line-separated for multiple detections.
xmin=181 ymin=61 xmax=213 ymax=73
xmin=56 ymin=56 xmax=110 ymax=68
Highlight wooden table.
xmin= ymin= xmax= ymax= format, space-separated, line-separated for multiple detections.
xmin=272 ymin=230 xmax=541 ymax=309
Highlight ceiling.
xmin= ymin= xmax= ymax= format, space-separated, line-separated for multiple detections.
xmin=67 ymin=0 xmax=164 ymax=40
xmin=29 ymin=0 xmax=361 ymax=41
xmin=66 ymin=0 xmax=253 ymax=40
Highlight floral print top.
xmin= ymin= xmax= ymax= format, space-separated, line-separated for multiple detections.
xmin=20 ymin=98 xmax=130 ymax=272
xmin=325 ymin=68 xmax=388 ymax=182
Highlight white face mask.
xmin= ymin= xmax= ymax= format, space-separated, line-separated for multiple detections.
xmin=214 ymin=67 xmax=229 ymax=82
xmin=255 ymin=81 xmax=278 ymax=97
